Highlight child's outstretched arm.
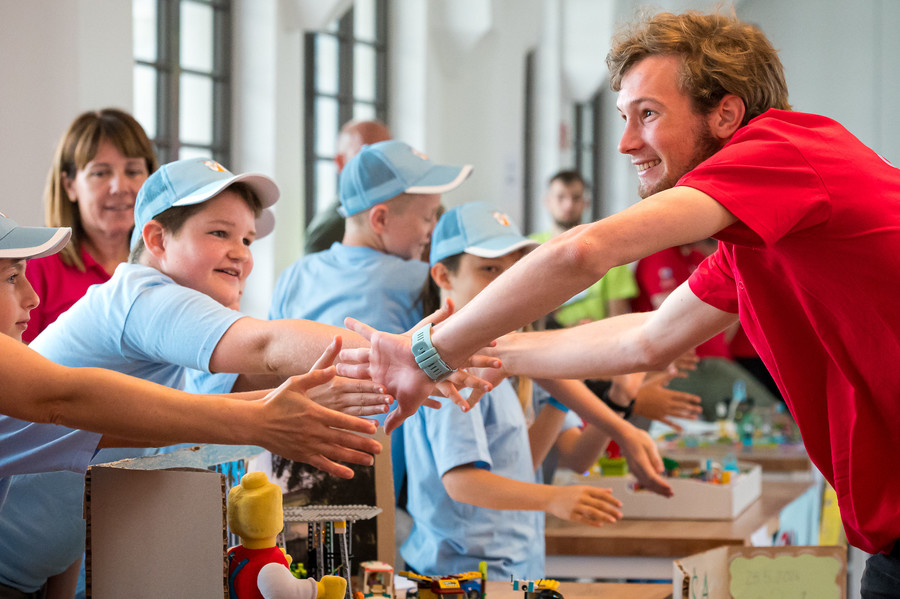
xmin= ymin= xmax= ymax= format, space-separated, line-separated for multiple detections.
xmin=441 ymin=465 xmax=622 ymax=527
xmin=0 ymin=335 xmax=380 ymax=479
xmin=531 ymin=377 xmax=673 ymax=497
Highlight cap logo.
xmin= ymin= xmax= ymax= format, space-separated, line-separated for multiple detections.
xmin=203 ymin=160 xmax=227 ymax=173
xmin=410 ymin=147 xmax=430 ymax=161
xmin=491 ymin=211 xmax=511 ymax=227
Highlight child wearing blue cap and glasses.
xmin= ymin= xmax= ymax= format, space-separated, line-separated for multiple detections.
xmin=400 ymin=202 xmax=623 ymax=580
xmin=0 ymin=158 xmax=391 ymax=598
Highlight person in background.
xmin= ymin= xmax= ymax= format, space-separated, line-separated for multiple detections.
xmin=632 ymin=241 xmax=780 ymax=421
xmin=303 ymin=120 xmax=391 ymax=255
xmin=24 ymin=108 xmax=157 ymax=342
xmin=531 ymin=170 xmax=637 ymax=324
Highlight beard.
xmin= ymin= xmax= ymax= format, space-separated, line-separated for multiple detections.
xmin=554 ymin=215 xmax=583 ymax=230
xmin=637 ymin=122 xmax=723 ymax=199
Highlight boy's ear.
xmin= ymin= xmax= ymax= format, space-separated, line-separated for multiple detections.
xmin=368 ymin=204 xmax=389 ymax=234
xmin=430 ymin=262 xmax=453 ymax=290
xmin=142 ymin=220 xmax=168 ymax=259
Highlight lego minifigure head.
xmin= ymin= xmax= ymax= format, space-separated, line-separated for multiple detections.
xmin=227 ymin=471 xmax=284 ymax=549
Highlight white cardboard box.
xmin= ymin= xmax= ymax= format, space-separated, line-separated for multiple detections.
xmin=555 ymin=462 xmax=762 ymax=520
xmin=673 ymin=545 xmax=847 ymax=598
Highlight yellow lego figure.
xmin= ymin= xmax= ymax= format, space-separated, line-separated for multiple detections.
xmin=227 ymin=471 xmax=347 ymax=599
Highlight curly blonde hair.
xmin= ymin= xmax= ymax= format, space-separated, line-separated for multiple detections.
xmin=607 ymin=10 xmax=790 ymax=125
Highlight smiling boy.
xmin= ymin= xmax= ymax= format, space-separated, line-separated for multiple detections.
xmin=0 ymin=159 xmax=384 ymax=597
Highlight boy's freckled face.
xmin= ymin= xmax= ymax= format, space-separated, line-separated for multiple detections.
xmin=158 ymin=191 xmax=256 ymax=308
xmin=446 ymin=250 xmax=527 ymax=309
xmin=0 ymin=259 xmax=40 ymax=341
xmin=383 ymin=194 xmax=442 ymax=261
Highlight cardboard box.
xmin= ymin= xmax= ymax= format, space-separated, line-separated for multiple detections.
xmin=85 ymin=444 xmax=262 ymax=598
xmin=555 ymin=462 xmax=762 ymax=520
xmin=85 ymin=436 xmax=393 ymax=598
xmin=673 ymin=545 xmax=847 ymax=599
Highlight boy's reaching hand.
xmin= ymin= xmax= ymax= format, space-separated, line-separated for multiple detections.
xmin=257 ymin=369 xmax=382 ymax=479
xmin=304 ymin=336 xmax=394 ymax=417
xmin=547 ymin=485 xmax=623 ymax=526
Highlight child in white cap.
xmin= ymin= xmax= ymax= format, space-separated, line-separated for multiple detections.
xmin=401 ymin=202 xmax=622 ymax=580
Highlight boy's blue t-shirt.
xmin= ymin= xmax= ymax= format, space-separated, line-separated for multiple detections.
xmin=0 ymin=420 xmax=99 ymax=480
xmin=401 ymin=380 xmax=545 ymax=580
xmin=269 ymin=242 xmax=428 ymax=333
xmin=0 ymin=263 xmax=243 ymax=593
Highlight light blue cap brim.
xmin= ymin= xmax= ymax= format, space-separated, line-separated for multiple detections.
xmin=0 ymin=222 xmax=71 ymax=260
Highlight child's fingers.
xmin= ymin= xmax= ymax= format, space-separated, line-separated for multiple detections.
xmin=335 ymin=363 xmax=372 ymax=380
xmin=464 ymin=354 xmax=502 ymax=369
xmin=434 ymin=381 xmax=471 ymax=412
xmin=343 ymin=317 xmax=377 ymax=341
xmin=311 ymin=336 xmax=342 ymax=371
xmin=286 ymin=366 xmax=337 ymax=392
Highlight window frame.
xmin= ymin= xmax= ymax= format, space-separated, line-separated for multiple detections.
xmin=133 ymin=0 xmax=233 ymax=165
xmin=303 ymin=0 xmax=389 ymax=228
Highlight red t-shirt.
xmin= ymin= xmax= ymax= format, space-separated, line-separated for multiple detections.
xmin=632 ymin=246 xmax=730 ymax=358
xmin=683 ymin=109 xmax=900 ymax=554
xmin=24 ymin=246 xmax=112 ymax=343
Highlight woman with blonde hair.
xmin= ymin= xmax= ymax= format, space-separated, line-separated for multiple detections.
xmin=24 ymin=108 xmax=157 ymax=342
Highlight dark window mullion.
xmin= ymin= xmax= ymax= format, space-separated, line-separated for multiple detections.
xmin=337 ymin=8 xmax=355 ymax=127
xmin=303 ymin=31 xmax=318 ymax=229
xmin=212 ymin=1 xmax=231 ymax=164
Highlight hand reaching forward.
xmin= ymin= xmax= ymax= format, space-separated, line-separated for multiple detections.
xmin=336 ymin=317 xmax=495 ymax=433
xmin=633 ymin=370 xmax=702 ymax=431
xmin=547 ymin=485 xmax=623 ymax=527
xmin=256 ymin=368 xmax=382 ymax=479
xmin=613 ymin=425 xmax=674 ymax=497
xmin=303 ymin=336 xmax=394 ymax=417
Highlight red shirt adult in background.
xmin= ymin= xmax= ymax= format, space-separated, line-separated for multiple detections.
xmin=23 ymin=109 xmax=157 ymax=343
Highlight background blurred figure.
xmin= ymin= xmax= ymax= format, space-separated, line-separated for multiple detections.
xmin=531 ymin=170 xmax=637 ymax=323
xmin=24 ymin=108 xmax=157 ymax=342
xmin=303 ymin=119 xmax=390 ymax=254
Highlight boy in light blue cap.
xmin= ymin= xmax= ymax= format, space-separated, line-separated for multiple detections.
xmin=269 ymin=140 xmax=472 ymax=408
xmin=0 ymin=158 xmax=385 ymax=598
xmin=267 ymin=140 xmax=473 ymax=555
xmin=402 ymin=202 xmax=622 ymax=580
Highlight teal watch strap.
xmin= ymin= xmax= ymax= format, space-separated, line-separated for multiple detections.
xmin=411 ymin=323 xmax=456 ymax=381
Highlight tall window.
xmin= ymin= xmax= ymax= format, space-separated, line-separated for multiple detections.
xmin=133 ymin=0 xmax=233 ymax=165
xmin=304 ymin=0 xmax=388 ymax=225
xmin=574 ymin=91 xmax=603 ymax=221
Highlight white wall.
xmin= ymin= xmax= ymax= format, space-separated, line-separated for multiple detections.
xmin=0 ymin=0 xmax=133 ymax=226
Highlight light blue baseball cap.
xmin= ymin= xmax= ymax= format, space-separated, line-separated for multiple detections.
xmin=130 ymin=158 xmax=280 ymax=249
xmin=338 ymin=140 xmax=473 ymax=217
xmin=429 ymin=201 xmax=538 ymax=266
xmin=0 ymin=212 xmax=71 ymax=260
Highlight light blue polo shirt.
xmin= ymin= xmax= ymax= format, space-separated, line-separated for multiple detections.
xmin=401 ymin=380 xmax=545 ymax=580
xmin=0 ymin=263 xmax=243 ymax=593
xmin=269 ymin=242 xmax=428 ymax=333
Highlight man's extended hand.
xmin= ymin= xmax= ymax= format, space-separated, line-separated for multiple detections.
xmin=257 ymin=369 xmax=382 ymax=479
xmin=336 ymin=318 xmax=494 ymax=433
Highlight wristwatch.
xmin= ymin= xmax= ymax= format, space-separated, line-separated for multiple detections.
xmin=600 ymin=385 xmax=635 ymax=420
xmin=410 ymin=323 xmax=456 ymax=381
